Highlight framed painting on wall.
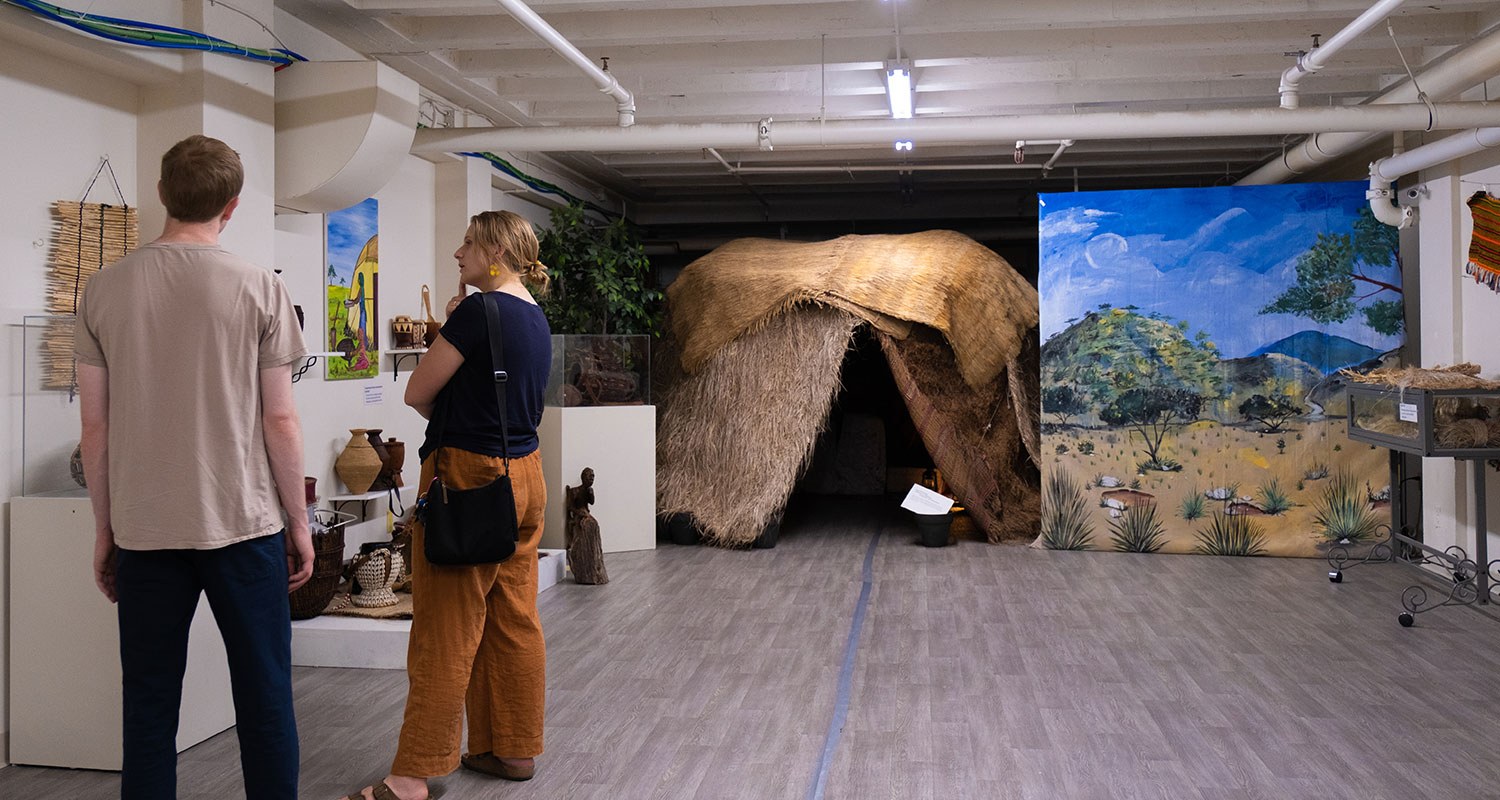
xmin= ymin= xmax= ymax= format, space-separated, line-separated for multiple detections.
xmin=326 ymin=198 xmax=379 ymax=380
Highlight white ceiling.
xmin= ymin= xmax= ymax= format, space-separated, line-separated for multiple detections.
xmin=275 ymin=0 xmax=1500 ymax=240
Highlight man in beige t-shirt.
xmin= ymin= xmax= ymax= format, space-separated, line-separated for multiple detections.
xmin=75 ymin=135 xmax=313 ymax=799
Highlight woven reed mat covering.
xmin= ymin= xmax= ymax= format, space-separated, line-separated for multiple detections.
xmin=1468 ymin=192 xmax=1500 ymax=293
xmin=657 ymin=305 xmax=861 ymax=546
xmin=47 ymin=200 xmax=138 ymax=390
xmin=1340 ymin=362 xmax=1500 ymax=391
xmin=880 ymin=326 xmax=1040 ymax=543
xmin=667 ymin=230 xmax=1039 ymax=389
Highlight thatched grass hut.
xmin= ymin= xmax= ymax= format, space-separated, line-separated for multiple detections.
xmin=656 ymin=230 xmax=1040 ymax=547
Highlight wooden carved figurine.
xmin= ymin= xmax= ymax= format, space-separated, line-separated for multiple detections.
xmin=565 ymin=467 xmax=608 ymax=585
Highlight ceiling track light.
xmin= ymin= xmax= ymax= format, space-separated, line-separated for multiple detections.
xmin=885 ymin=60 xmax=913 ymax=120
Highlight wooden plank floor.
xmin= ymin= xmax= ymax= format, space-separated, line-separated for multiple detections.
xmin=3 ymin=496 xmax=1497 ymax=799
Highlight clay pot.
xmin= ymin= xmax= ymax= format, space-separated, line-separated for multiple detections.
xmin=335 ymin=429 xmax=383 ymax=494
xmin=366 ymin=429 xmax=394 ymax=491
xmin=304 ymin=476 xmax=317 ymax=506
xmin=383 ymin=438 xmax=406 ymax=487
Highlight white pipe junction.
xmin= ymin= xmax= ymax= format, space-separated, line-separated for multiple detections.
xmin=1368 ymin=127 xmax=1500 ymax=228
xmin=1279 ymin=0 xmax=1408 ymax=110
xmin=493 ymin=0 xmax=635 ymax=127
xmin=1241 ymin=27 xmax=1500 ymax=184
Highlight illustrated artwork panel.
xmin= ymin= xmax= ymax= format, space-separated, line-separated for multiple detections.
xmin=1036 ymin=182 xmax=1404 ymax=557
xmin=326 ymin=198 xmax=379 ymax=380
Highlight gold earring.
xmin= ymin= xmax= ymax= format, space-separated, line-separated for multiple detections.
xmin=489 ymin=264 xmax=501 ymax=276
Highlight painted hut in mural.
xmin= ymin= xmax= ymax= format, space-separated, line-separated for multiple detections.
xmin=655 ymin=230 xmax=1040 ymax=547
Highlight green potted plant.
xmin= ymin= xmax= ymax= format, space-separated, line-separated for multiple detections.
xmin=537 ymin=203 xmax=663 ymax=336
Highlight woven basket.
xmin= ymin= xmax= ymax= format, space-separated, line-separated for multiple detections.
xmin=289 ymin=510 xmax=354 ymax=620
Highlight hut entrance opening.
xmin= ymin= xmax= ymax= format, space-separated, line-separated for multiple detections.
xmin=791 ymin=325 xmax=932 ymax=505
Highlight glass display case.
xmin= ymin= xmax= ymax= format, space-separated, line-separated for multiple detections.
xmin=1346 ymin=384 xmax=1500 ymax=457
xmin=21 ymin=315 xmax=88 ymax=497
xmin=544 ymin=334 xmax=651 ymax=407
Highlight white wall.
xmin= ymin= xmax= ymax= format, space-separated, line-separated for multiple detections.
xmin=0 ymin=38 xmax=143 ymax=767
xmin=1416 ymin=146 xmax=1500 ymax=570
xmin=276 ymin=154 xmax=440 ymax=503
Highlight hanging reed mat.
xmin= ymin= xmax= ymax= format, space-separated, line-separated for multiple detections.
xmin=46 ymin=199 xmax=138 ymax=390
xmin=289 ymin=510 xmax=354 ymax=620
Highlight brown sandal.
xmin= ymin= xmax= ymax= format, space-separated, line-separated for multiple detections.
xmin=460 ymin=752 xmax=535 ymax=781
xmin=345 ymin=780 xmax=407 ymax=800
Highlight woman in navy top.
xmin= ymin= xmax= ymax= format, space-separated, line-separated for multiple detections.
xmin=347 ymin=211 xmax=552 ymax=800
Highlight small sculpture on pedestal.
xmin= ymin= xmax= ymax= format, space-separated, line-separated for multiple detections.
xmin=565 ymin=467 xmax=608 ymax=585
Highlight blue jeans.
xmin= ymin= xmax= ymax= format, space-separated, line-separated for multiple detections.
xmin=115 ymin=531 xmax=299 ymax=799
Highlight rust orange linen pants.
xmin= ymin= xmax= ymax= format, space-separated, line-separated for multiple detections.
xmin=392 ymin=446 xmax=547 ymax=778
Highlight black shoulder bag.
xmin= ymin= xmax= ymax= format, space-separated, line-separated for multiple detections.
xmin=418 ymin=293 xmax=519 ymax=566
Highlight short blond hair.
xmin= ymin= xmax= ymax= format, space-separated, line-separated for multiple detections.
xmin=471 ymin=210 xmax=550 ymax=295
xmin=160 ymin=135 xmax=243 ymax=223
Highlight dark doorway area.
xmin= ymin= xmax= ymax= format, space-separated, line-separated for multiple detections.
xmin=792 ymin=325 xmax=931 ymax=500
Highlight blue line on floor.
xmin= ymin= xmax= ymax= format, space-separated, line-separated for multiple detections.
xmin=807 ymin=528 xmax=882 ymax=800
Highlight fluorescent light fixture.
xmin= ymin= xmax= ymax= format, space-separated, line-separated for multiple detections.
xmin=894 ymin=140 xmax=914 ymax=151
xmin=885 ymin=63 xmax=913 ymax=119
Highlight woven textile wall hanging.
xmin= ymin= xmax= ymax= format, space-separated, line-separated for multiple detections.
xmin=1467 ymin=191 xmax=1500 ymax=294
xmin=46 ymin=199 xmax=138 ymax=390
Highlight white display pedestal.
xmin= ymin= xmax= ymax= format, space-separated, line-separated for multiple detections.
xmin=537 ymin=405 xmax=657 ymax=553
xmin=291 ymin=549 xmax=567 ymax=669
xmin=8 ymin=494 xmax=236 ymax=770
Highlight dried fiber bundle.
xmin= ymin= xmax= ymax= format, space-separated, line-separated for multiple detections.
xmin=657 ymin=306 xmax=860 ymax=546
xmin=1341 ymin=362 xmax=1500 ymax=391
xmin=880 ymin=326 xmax=1040 ymax=543
xmin=667 ymin=230 xmax=1038 ymax=389
xmin=1488 ymin=418 xmax=1500 ymax=447
xmin=1436 ymin=418 xmax=1490 ymax=448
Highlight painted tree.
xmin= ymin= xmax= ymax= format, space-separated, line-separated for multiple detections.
xmin=1239 ymin=393 xmax=1304 ymax=433
xmin=1042 ymin=384 xmax=1088 ymax=426
xmin=1260 ymin=206 xmax=1402 ymax=334
xmin=1099 ymin=386 xmax=1204 ymax=468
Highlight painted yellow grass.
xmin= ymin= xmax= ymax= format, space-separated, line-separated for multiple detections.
xmin=1044 ymin=419 xmax=1388 ymax=557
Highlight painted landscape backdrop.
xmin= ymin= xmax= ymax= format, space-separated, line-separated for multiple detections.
xmin=1037 ymin=182 xmax=1403 ymax=557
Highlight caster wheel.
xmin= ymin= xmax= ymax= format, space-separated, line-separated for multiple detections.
xmin=1328 ymin=570 xmax=1343 ymax=583
xmin=1398 ymin=612 xmax=1415 ymax=628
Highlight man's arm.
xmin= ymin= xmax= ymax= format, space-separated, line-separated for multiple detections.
xmin=77 ymin=363 xmax=117 ymax=602
xmin=260 ymin=364 xmax=315 ymax=592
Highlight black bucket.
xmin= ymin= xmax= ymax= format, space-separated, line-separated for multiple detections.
xmin=913 ymin=512 xmax=952 ymax=547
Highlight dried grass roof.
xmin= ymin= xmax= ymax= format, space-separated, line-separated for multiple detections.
xmin=667 ymin=230 xmax=1038 ymax=389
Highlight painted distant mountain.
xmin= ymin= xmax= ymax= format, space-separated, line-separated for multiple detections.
xmin=1250 ymin=331 xmax=1382 ymax=374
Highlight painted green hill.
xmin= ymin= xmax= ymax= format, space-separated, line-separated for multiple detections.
xmin=1041 ymin=308 xmax=1226 ymax=418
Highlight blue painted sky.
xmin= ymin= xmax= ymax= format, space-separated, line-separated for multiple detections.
xmin=1038 ymin=182 xmax=1403 ymax=359
xmin=326 ymin=198 xmax=378 ymax=286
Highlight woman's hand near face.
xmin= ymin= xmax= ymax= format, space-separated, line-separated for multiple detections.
xmin=446 ymin=293 xmax=464 ymax=317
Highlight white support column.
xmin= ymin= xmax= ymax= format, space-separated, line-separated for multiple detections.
xmin=432 ymin=157 xmax=492 ymax=301
xmin=135 ymin=0 xmax=276 ymax=264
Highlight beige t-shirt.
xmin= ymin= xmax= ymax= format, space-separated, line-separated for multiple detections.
xmin=75 ymin=242 xmax=307 ymax=550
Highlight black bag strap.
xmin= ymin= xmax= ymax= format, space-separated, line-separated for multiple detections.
xmin=427 ymin=292 xmax=511 ymax=476
xmin=480 ymin=292 xmax=512 ymax=472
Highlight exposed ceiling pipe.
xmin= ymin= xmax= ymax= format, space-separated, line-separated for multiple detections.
xmin=1042 ymin=139 xmax=1076 ymax=174
xmin=1241 ymin=25 xmax=1500 ymax=184
xmin=492 ymin=0 xmax=635 ymax=126
xmin=1368 ymin=127 xmax=1500 ymax=227
xmin=1279 ymin=0 xmax=1408 ymax=110
xmin=413 ymin=102 xmax=1500 ymax=155
xmin=733 ymin=163 xmax=1040 ymax=174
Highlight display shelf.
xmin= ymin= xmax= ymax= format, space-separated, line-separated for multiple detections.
xmin=292 ymin=351 xmax=345 ymax=383
xmin=386 ymin=347 xmax=426 ymax=381
xmin=1332 ymin=404 xmax=1500 ymax=626
xmin=327 ymin=489 xmax=389 ymax=518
